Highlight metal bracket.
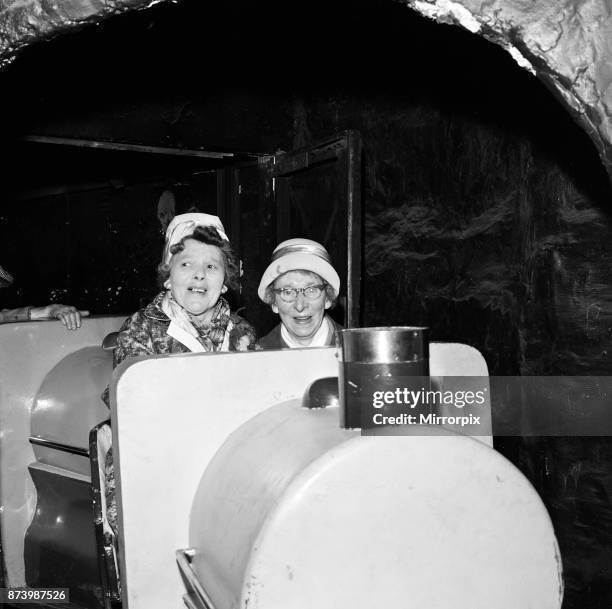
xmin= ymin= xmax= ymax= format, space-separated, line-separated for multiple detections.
xmin=176 ymin=548 xmax=217 ymax=609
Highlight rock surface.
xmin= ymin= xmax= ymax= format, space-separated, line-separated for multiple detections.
xmin=403 ymin=0 xmax=612 ymax=179
xmin=0 ymin=0 xmax=611 ymax=178
xmin=0 ymin=0 xmax=155 ymax=67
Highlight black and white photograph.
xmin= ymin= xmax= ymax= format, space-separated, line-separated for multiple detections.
xmin=0 ymin=0 xmax=611 ymax=607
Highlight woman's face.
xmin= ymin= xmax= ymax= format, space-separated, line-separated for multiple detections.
xmin=167 ymin=239 xmax=226 ymax=319
xmin=272 ymin=270 xmax=331 ymax=345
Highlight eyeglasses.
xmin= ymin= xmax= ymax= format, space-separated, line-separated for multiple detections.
xmin=272 ymin=284 xmax=326 ymax=302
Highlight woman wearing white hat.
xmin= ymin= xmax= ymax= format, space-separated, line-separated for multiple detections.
xmin=103 ymin=212 xmax=257 ymax=535
xmin=258 ymin=238 xmax=342 ymax=349
xmin=112 ymin=212 xmax=257 ymax=368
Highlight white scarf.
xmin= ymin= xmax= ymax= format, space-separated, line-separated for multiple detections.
xmin=161 ymin=292 xmax=232 ymax=352
xmin=281 ymin=315 xmax=334 ymax=348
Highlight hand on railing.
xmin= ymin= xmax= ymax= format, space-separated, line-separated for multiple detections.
xmin=32 ymin=304 xmax=90 ymax=330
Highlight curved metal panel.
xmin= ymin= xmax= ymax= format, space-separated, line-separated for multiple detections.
xmin=31 ymin=345 xmax=113 ymax=469
xmin=0 ymin=316 xmax=124 ymax=587
xmin=24 ymin=463 xmax=101 ymax=608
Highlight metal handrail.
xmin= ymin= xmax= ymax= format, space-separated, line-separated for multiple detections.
xmin=29 ymin=436 xmax=88 ymax=457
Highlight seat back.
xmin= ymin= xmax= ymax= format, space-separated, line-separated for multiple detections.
xmin=0 ymin=316 xmax=125 ymax=587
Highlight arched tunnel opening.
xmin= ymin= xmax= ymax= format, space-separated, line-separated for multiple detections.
xmin=2 ymin=0 xmax=611 ymax=373
xmin=0 ymin=0 xmax=611 ymax=606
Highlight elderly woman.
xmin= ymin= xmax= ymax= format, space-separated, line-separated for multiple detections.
xmin=103 ymin=212 xmax=256 ymax=540
xmin=257 ymin=238 xmax=341 ymax=348
xmin=113 ymin=212 xmax=257 ymax=366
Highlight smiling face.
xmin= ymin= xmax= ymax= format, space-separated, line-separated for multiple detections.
xmin=271 ymin=270 xmax=331 ymax=346
xmin=167 ymin=239 xmax=227 ymax=320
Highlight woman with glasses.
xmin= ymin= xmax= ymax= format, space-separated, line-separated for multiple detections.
xmin=257 ymin=238 xmax=341 ymax=349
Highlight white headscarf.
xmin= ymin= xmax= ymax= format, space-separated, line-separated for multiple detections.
xmin=162 ymin=213 xmax=229 ymax=266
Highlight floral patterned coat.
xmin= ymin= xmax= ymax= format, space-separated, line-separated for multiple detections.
xmin=102 ymin=291 xmax=257 ymax=534
xmin=112 ymin=291 xmax=257 ymax=369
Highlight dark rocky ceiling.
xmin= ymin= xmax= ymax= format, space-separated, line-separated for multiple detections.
xmin=403 ymin=0 xmax=612 ymax=183
xmin=1 ymin=0 xmax=610 ymax=182
xmin=0 ymin=0 xmax=154 ymax=66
